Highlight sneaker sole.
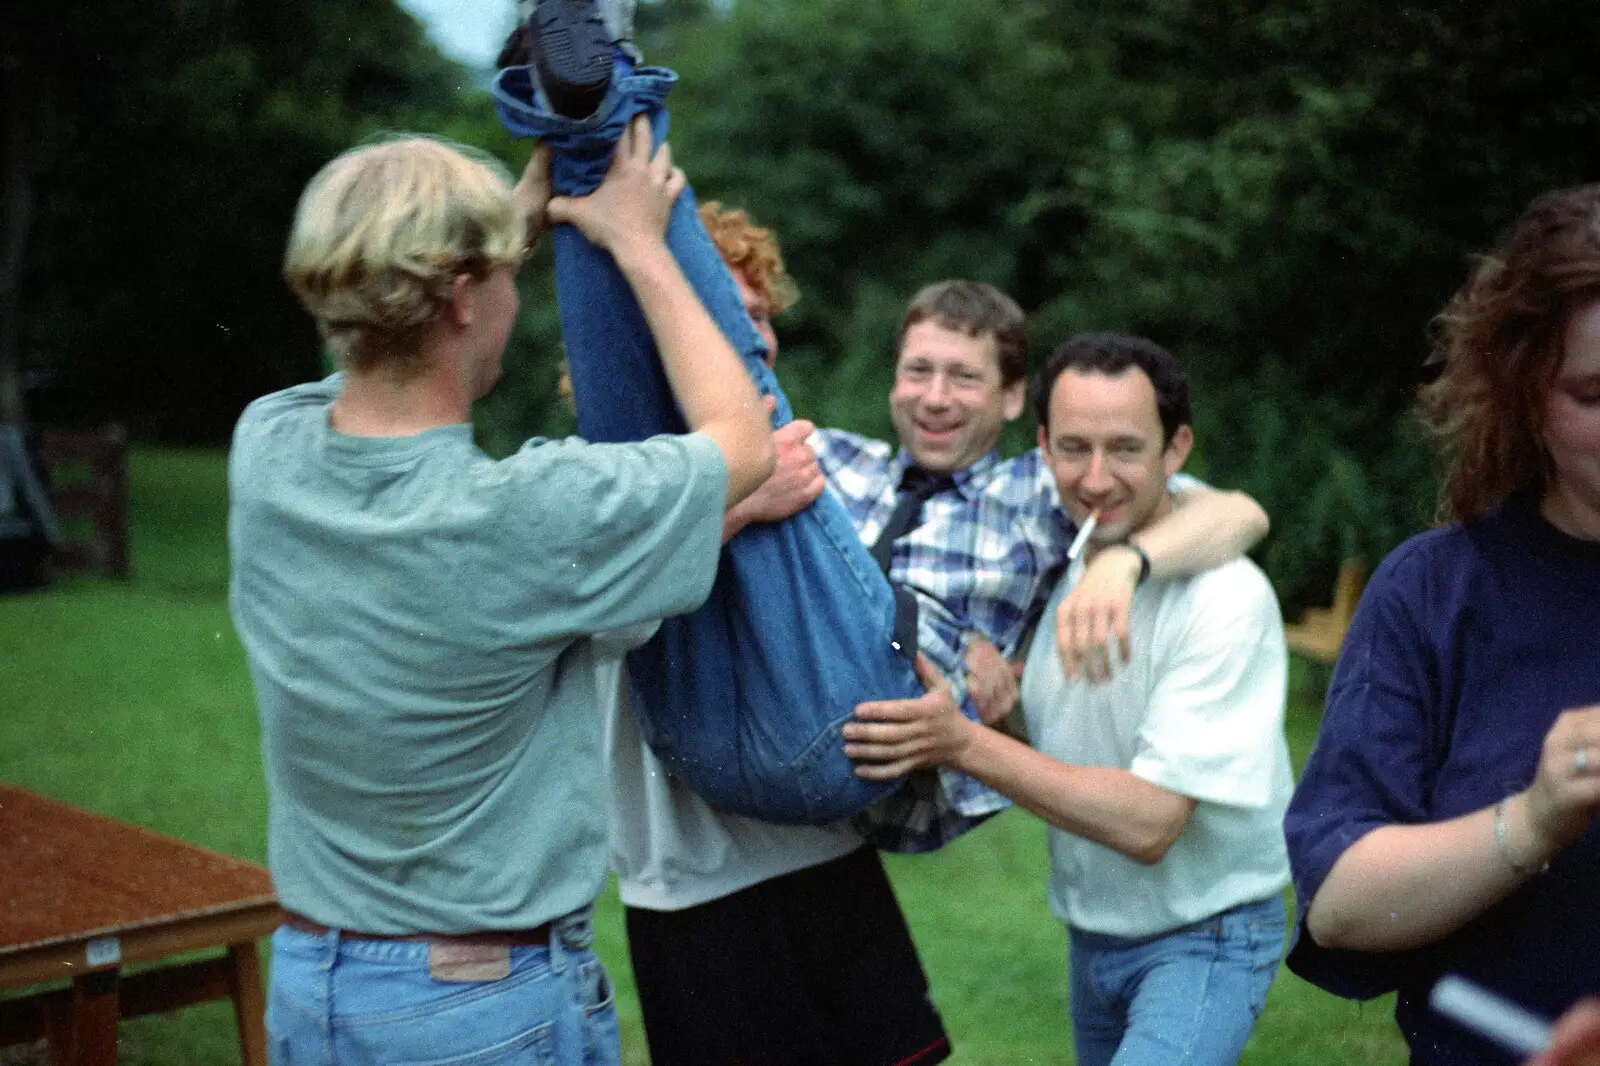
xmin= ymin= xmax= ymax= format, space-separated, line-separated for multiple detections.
xmin=531 ymin=0 xmax=613 ymax=118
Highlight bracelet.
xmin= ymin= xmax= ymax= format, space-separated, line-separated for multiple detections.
xmin=1492 ymin=798 xmax=1549 ymax=877
xmin=1122 ymin=541 xmax=1151 ymax=586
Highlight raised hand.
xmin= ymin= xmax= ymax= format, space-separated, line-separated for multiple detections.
xmin=1521 ymin=704 xmax=1600 ymax=860
xmin=546 ymin=116 xmax=685 ymax=255
xmin=512 ymin=143 xmax=553 ymax=249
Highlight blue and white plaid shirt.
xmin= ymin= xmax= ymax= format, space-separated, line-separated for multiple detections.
xmin=814 ymin=428 xmax=1079 ymax=852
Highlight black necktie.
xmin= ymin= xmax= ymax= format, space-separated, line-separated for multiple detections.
xmin=869 ymin=468 xmax=954 ymax=575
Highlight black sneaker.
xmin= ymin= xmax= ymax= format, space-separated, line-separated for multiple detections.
xmin=495 ymin=24 xmax=531 ymax=69
xmin=525 ymin=0 xmax=615 ymax=120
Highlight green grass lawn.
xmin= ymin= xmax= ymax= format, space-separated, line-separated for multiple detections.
xmin=0 ymin=448 xmax=1408 ymax=1065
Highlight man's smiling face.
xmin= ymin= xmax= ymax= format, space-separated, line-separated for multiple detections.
xmin=1039 ymin=367 xmax=1192 ymax=546
xmin=889 ymin=320 xmax=1024 ymax=473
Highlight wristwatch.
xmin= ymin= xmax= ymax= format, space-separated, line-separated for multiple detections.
xmin=1121 ymin=541 xmax=1151 ymax=585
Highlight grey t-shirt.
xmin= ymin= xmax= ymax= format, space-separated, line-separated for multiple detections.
xmin=228 ymin=376 xmax=728 ymax=933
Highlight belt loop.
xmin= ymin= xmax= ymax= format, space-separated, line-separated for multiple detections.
xmin=320 ymin=927 xmax=340 ymax=974
xmin=549 ymin=919 xmax=566 ymax=975
xmin=548 ymin=906 xmax=594 ymax=975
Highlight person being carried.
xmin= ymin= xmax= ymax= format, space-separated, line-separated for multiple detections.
xmin=230 ymin=123 xmax=773 ymax=1064
xmin=844 ymin=333 xmax=1294 ymax=1066
xmin=1283 ymin=183 xmax=1600 ymax=1066
xmin=607 ymin=204 xmax=1273 ymax=1063
xmin=606 ymin=201 xmax=950 ymax=1066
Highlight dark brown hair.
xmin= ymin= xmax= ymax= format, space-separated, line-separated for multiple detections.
xmin=1033 ymin=333 xmax=1192 ymax=444
xmin=1420 ymin=184 xmax=1600 ymax=523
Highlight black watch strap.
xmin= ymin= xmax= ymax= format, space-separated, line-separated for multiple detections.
xmin=1123 ymin=541 xmax=1151 ymax=585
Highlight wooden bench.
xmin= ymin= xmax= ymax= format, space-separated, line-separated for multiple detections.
xmin=38 ymin=425 xmax=130 ymax=579
xmin=0 ymin=786 xmax=280 ymax=1066
xmin=1284 ymin=558 xmax=1367 ymax=666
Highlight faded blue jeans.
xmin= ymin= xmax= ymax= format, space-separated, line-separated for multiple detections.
xmin=493 ymin=65 xmax=920 ymax=824
xmin=266 ymin=912 xmax=619 ymax=1066
xmin=1068 ymin=896 xmax=1286 ymax=1066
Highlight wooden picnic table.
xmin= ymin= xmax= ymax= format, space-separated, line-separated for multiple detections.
xmin=0 ymin=784 xmax=281 ymax=1065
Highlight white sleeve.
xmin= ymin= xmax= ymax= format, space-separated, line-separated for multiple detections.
xmin=1129 ymin=566 xmax=1288 ymax=808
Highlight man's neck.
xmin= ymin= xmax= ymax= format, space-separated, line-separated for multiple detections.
xmin=331 ymin=358 xmax=471 ymax=438
xmin=896 ymin=449 xmax=995 ymax=481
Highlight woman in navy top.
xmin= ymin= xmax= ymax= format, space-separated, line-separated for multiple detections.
xmin=1284 ymin=184 xmax=1600 ymax=1066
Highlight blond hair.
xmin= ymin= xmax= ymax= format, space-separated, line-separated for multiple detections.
xmin=284 ymin=136 xmax=525 ymax=375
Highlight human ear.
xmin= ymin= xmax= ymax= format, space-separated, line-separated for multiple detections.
xmin=1163 ymin=424 xmax=1194 ymax=475
xmin=447 ymin=274 xmax=474 ymax=328
xmin=1002 ymin=379 xmax=1027 ymax=422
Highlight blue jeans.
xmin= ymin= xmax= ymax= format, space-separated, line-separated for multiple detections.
xmin=1068 ymin=896 xmax=1286 ymax=1066
xmin=493 ymin=66 xmax=920 ymax=824
xmin=266 ymin=913 xmax=620 ymax=1066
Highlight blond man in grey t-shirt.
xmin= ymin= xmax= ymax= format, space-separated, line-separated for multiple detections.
xmin=232 ymin=121 xmax=774 ymax=1066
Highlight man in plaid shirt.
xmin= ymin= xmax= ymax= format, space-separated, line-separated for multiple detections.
xmin=807 ymin=280 xmax=1268 ymax=850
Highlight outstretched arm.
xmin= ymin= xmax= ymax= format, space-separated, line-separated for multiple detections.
xmin=841 ymin=656 xmax=1196 ymax=864
xmin=1058 ymin=482 xmax=1269 ymax=682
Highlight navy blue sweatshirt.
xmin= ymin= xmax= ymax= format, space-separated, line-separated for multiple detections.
xmin=1285 ymin=494 xmax=1600 ymax=1065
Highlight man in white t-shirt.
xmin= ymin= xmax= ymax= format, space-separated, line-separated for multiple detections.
xmin=844 ymin=332 xmax=1293 ymax=1066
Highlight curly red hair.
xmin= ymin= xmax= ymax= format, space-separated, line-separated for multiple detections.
xmin=559 ymin=202 xmax=799 ymax=406
xmin=698 ymin=201 xmax=799 ymax=316
xmin=1420 ymin=184 xmax=1600 ymax=523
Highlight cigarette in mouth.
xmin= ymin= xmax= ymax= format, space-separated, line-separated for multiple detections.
xmin=1067 ymin=510 xmax=1100 ymax=562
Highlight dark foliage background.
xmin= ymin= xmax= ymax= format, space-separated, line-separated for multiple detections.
xmin=6 ymin=0 xmax=1600 ymax=608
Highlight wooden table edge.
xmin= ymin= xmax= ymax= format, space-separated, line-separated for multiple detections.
xmin=0 ymin=900 xmax=284 ymax=991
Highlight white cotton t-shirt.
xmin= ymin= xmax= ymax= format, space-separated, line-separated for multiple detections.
xmin=600 ymin=641 xmax=862 ymax=912
xmin=1020 ymin=556 xmax=1293 ymax=939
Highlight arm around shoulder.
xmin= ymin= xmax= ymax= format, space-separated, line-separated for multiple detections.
xmin=1140 ymin=481 xmax=1269 ymax=580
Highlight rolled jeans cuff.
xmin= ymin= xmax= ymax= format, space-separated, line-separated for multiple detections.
xmin=492 ymin=64 xmax=679 ymax=195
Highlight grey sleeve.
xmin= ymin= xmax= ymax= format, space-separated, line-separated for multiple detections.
xmin=494 ymin=432 xmax=729 ymax=641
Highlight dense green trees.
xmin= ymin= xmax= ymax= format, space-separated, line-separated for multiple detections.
xmin=2 ymin=0 xmax=488 ymax=438
xmin=647 ymin=0 xmax=1600 ymax=605
xmin=8 ymin=0 xmax=1600 ymax=602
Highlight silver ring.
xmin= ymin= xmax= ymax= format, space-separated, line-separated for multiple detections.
xmin=1577 ymin=748 xmax=1590 ymax=775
